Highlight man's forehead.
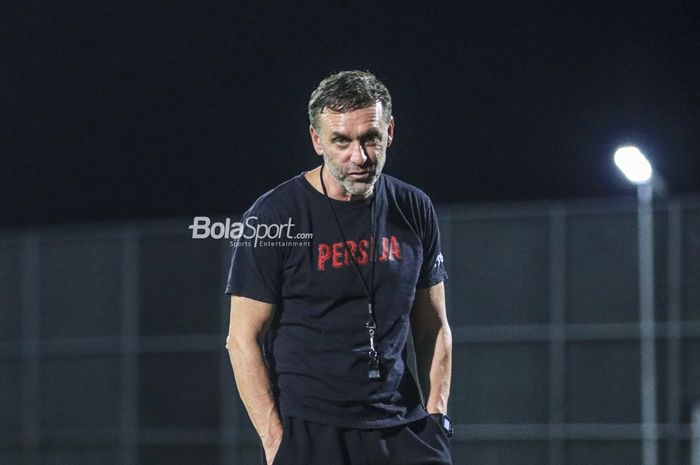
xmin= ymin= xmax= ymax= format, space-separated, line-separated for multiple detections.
xmin=318 ymin=103 xmax=387 ymax=130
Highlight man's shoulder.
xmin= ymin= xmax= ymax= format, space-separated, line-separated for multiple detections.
xmin=382 ymin=173 xmax=433 ymax=205
xmin=245 ymin=173 xmax=306 ymax=216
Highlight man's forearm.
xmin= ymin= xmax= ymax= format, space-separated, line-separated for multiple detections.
xmin=226 ymin=337 xmax=282 ymax=445
xmin=424 ymin=324 xmax=452 ymax=413
xmin=411 ymin=283 xmax=453 ymax=415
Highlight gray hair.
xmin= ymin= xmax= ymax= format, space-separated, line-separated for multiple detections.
xmin=308 ymin=70 xmax=392 ymax=130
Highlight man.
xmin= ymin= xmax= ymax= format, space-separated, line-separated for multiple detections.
xmin=225 ymin=71 xmax=453 ymax=465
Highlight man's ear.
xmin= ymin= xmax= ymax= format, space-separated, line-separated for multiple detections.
xmin=386 ymin=116 xmax=395 ymax=147
xmin=309 ymin=125 xmax=324 ymax=155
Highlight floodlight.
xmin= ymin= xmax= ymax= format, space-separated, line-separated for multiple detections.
xmin=614 ymin=146 xmax=652 ymax=184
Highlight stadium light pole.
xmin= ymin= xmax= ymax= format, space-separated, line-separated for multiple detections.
xmin=614 ymin=146 xmax=658 ymax=465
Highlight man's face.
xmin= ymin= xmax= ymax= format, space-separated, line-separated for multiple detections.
xmin=310 ymin=102 xmax=394 ymax=199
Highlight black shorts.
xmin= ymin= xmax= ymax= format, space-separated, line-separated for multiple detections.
xmin=262 ymin=414 xmax=453 ymax=465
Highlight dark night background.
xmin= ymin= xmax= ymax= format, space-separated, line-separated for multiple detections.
xmin=3 ymin=2 xmax=699 ymax=228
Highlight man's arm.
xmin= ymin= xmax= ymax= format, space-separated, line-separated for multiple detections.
xmin=225 ymin=295 xmax=282 ymax=465
xmin=410 ymin=281 xmax=452 ymax=414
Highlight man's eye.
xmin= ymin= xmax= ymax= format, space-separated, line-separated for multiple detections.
xmin=334 ymin=138 xmax=350 ymax=145
xmin=364 ymin=136 xmax=380 ymax=146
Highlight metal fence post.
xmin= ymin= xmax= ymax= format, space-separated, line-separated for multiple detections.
xmin=692 ymin=402 xmax=700 ymax=465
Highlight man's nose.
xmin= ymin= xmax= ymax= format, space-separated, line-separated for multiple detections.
xmin=350 ymin=141 xmax=368 ymax=165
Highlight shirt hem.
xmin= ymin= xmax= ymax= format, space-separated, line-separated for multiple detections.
xmin=416 ymin=273 xmax=447 ymax=290
xmin=225 ymin=287 xmax=279 ymax=304
xmin=278 ymin=402 xmax=429 ymax=429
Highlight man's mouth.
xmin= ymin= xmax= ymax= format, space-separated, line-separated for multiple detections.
xmin=348 ymin=171 xmax=371 ymax=179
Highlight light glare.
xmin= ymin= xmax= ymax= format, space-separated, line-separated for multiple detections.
xmin=614 ymin=146 xmax=653 ymax=183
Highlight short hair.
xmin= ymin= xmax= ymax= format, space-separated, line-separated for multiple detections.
xmin=308 ymin=70 xmax=392 ymax=130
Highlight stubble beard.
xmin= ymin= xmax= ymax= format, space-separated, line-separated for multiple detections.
xmin=322 ymin=151 xmax=386 ymax=199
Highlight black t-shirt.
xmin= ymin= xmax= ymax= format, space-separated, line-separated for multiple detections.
xmin=225 ymin=172 xmax=447 ymax=428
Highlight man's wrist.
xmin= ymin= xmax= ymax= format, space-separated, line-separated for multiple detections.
xmin=262 ymin=433 xmax=282 ymax=446
xmin=429 ymin=412 xmax=454 ymax=438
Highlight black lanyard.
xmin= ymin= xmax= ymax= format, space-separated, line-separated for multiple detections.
xmin=319 ymin=164 xmax=382 ymax=380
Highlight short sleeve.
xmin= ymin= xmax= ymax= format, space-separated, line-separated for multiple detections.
xmin=416 ymin=198 xmax=448 ymax=289
xmin=224 ymin=205 xmax=285 ymax=303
